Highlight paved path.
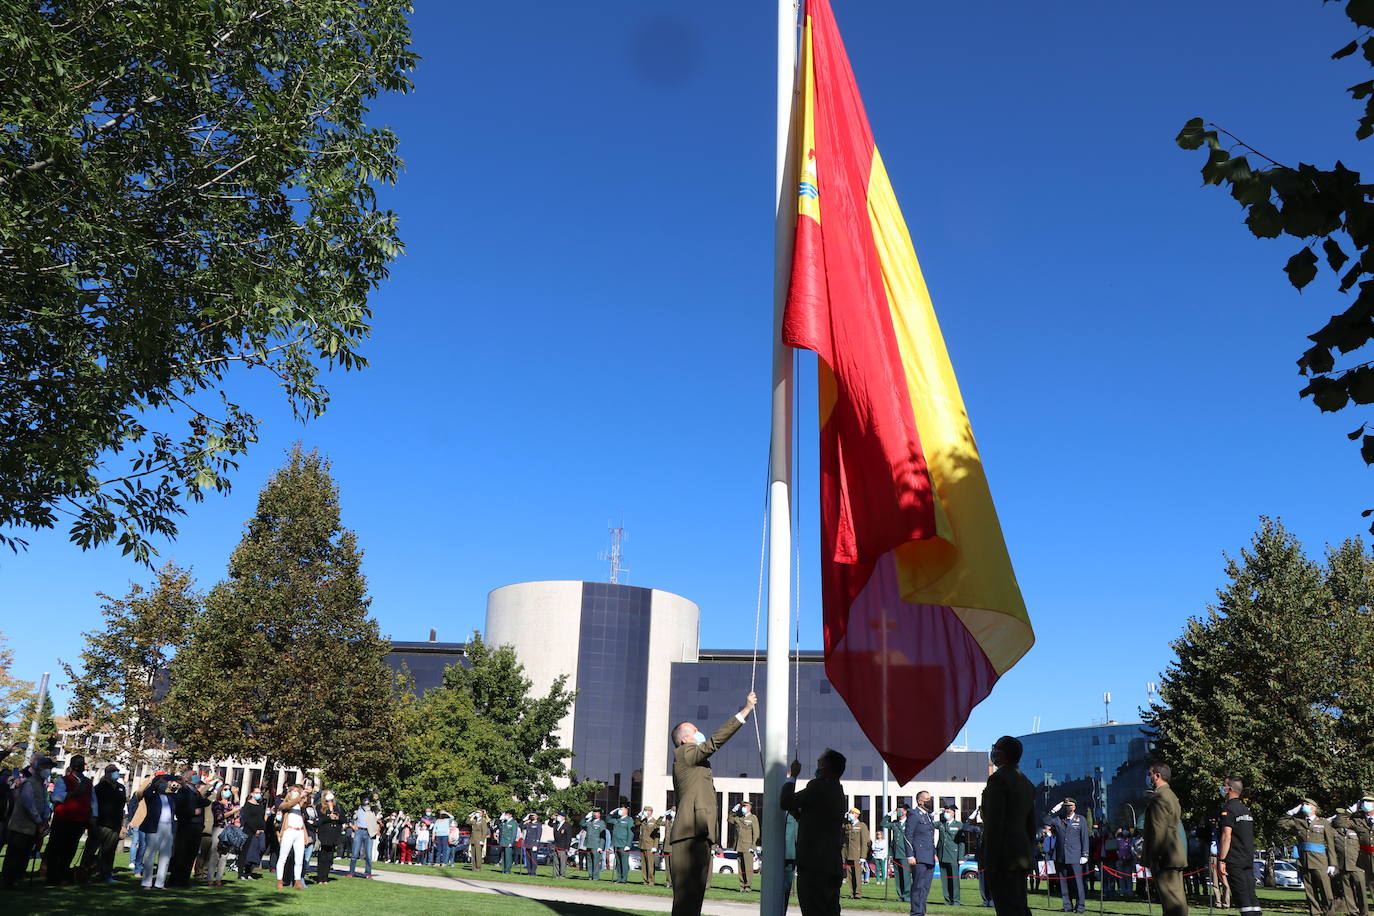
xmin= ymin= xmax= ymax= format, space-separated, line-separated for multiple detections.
xmin=336 ymin=866 xmax=808 ymax=914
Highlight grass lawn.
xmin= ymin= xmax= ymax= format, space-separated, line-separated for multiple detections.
xmin=370 ymin=860 xmax=1316 ymax=914
xmin=0 ymin=850 xmax=660 ymax=916
xmin=1 ymin=871 xmax=663 ymax=916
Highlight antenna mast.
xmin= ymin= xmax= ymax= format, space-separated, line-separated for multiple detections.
xmin=601 ymin=520 xmax=628 ymax=584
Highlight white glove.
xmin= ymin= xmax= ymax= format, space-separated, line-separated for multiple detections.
xmin=1051 ymin=802 xmax=1064 ymax=813
xmin=887 ymin=810 xmax=897 ymax=820
xmin=1350 ymin=804 xmax=1359 ymax=814
xmin=1287 ymin=806 xmax=1302 ymax=816
xmin=1328 ymin=866 xmax=1338 ymax=876
xmin=1080 ymin=856 xmax=1088 ymax=865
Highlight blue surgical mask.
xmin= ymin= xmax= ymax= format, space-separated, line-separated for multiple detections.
xmin=1219 ymin=786 xmax=1227 ymax=798
xmin=1302 ymin=805 xmax=1314 ymax=816
xmin=1363 ymin=801 xmax=1374 ymax=813
xmin=692 ymin=730 xmax=707 ymax=745
xmin=191 ymin=774 xmax=202 ymax=785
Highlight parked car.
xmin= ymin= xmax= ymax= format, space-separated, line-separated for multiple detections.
xmin=712 ymin=848 xmax=761 ymax=874
xmin=959 ymin=855 xmax=980 ymax=877
xmin=1253 ymin=859 xmax=1303 ymax=888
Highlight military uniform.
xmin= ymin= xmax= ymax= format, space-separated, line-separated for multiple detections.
xmin=981 ymin=762 xmax=1037 ymax=916
xmin=1346 ymin=799 xmax=1374 ymax=901
xmin=1144 ymin=781 xmax=1188 ymax=916
xmin=1279 ymin=802 xmax=1338 ymax=916
xmin=1331 ymin=811 xmax=1368 ymax=916
xmin=669 ymin=714 xmax=745 ymax=916
xmin=937 ymin=814 xmax=967 ymax=905
xmin=1219 ymin=795 xmax=1260 ymax=916
xmin=467 ymin=812 xmax=488 ymax=870
xmin=729 ymin=809 xmax=761 ymax=891
xmin=497 ymin=815 xmax=519 ymax=874
xmin=637 ymin=814 xmax=663 ymax=885
xmin=1045 ymin=802 xmax=1090 ymax=913
xmin=881 ymin=811 xmax=912 ymax=902
xmin=844 ymin=813 xmax=871 ymax=899
xmin=608 ymin=811 xmax=636 ymax=884
xmin=582 ymin=813 xmax=608 ymax=881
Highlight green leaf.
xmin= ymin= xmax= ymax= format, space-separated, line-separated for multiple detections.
xmin=1246 ymin=201 xmax=1283 ymax=239
xmin=1285 ymin=248 xmax=1320 ymax=290
xmin=1348 ymin=425 xmax=1366 ymax=441
xmin=1176 ymin=117 xmax=1208 ymax=150
xmin=1334 ymin=39 xmax=1360 ymax=59
xmin=1349 ymin=80 xmax=1374 ymax=100
xmin=1360 ymin=435 xmax=1374 ymax=464
xmin=1324 ymin=238 xmax=1351 ymax=271
xmin=1354 ymin=0 xmax=1374 ymax=29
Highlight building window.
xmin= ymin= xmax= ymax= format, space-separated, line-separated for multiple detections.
xmin=1092 ymin=736 xmax=1100 ymax=746
xmin=819 ymin=681 xmax=831 ymax=694
xmin=698 ymin=676 xmax=710 ymax=691
xmin=697 ymin=705 xmax=709 ymax=720
xmin=1109 ymin=734 xmax=1117 ymax=745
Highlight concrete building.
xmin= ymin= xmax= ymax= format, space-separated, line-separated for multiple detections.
xmin=474 ymin=580 xmax=989 ymax=839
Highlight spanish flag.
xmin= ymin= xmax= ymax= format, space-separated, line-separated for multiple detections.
xmin=783 ymin=0 xmax=1033 ymax=784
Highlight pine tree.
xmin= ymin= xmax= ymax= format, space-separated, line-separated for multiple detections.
xmin=164 ymin=445 xmax=401 ymax=783
xmin=60 ymin=562 xmax=199 ymax=770
xmin=16 ymin=691 xmax=59 ymax=755
xmin=1145 ymin=518 xmax=1374 ymax=838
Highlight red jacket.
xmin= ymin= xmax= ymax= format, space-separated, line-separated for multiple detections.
xmin=53 ymin=773 xmax=93 ymax=823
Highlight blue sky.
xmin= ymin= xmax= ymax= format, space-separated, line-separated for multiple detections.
xmin=5 ymin=0 xmax=1371 ymax=750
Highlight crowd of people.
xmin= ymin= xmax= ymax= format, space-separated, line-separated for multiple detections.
xmin=0 ymin=743 xmax=699 ymax=892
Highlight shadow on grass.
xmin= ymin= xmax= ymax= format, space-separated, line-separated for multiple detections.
xmin=532 ymin=904 xmax=660 ymax=916
xmin=0 ymin=877 xmax=296 ymax=916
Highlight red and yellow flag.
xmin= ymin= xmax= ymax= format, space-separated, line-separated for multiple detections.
xmin=783 ymin=0 xmax=1034 ymax=784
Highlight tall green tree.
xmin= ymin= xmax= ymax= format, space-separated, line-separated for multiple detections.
xmin=1145 ymin=518 xmax=1374 ymax=838
xmin=345 ymin=633 xmax=601 ymax=817
xmin=0 ymin=633 xmax=35 ymax=753
xmin=164 ymin=445 xmax=401 ymax=784
xmin=0 ymin=1 xmax=417 ymax=560
xmin=59 ymin=562 xmax=199 ymax=770
xmin=1175 ymin=2 xmax=1374 ymax=527
xmin=16 ymin=691 xmax=59 ymax=756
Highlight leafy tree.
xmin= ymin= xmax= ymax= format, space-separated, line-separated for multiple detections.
xmin=16 ymin=691 xmax=60 ymax=756
xmin=164 ymin=445 xmax=401 ymax=784
xmin=344 ymin=633 xmax=602 ymax=817
xmin=0 ymin=633 xmax=35 ymax=753
xmin=59 ymin=562 xmax=199 ymax=770
xmin=1175 ymin=2 xmax=1374 ymax=527
xmin=0 ymin=1 xmax=417 ymax=561
xmin=1145 ymin=518 xmax=1374 ymax=840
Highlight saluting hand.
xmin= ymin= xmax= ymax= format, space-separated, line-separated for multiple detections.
xmin=788 ymin=760 xmax=802 ymax=779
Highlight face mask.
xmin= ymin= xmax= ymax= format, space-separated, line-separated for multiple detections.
xmin=941 ymin=813 xmax=950 ymax=821
xmin=1219 ymin=786 xmax=1228 ymax=798
xmin=1302 ymin=805 xmax=1314 ymax=817
xmin=110 ymin=772 xmax=121 ymax=782
xmin=846 ymin=813 xmax=856 ymax=823
xmin=252 ymin=793 xmax=261 ymax=801
xmin=222 ymin=789 xmax=232 ymax=799
xmin=692 ymin=730 xmax=707 ymax=745
xmin=191 ymin=774 xmax=201 ymax=785
xmin=1362 ymin=801 xmax=1374 ymax=813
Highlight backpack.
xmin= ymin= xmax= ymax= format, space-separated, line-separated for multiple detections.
xmin=218 ymin=823 xmax=248 ymax=854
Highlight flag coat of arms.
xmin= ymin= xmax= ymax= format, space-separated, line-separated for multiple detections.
xmin=782 ymin=0 xmax=1034 ymax=784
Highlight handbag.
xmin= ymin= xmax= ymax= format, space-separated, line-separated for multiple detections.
xmin=218 ymin=823 xmax=248 ymax=853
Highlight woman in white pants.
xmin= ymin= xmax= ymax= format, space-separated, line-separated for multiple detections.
xmin=130 ymin=775 xmax=179 ymax=889
xmin=277 ymin=786 xmax=308 ymax=889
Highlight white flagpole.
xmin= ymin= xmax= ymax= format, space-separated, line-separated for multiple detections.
xmin=762 ymin=1 xmax=800 ymax=914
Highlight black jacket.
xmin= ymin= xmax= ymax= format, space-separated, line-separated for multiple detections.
xmin=95 ymin=779 xmax=127 ymax=830
xmin=241 ymin=800 xmax=267 ymax=834
xmin=174 ymin=783 xmax=212 ymax=827
xmin=552 ymin=819 xmax=575 ymax=850
xmin=317 ymin=806 xmax=345 ymax=848
xmin=781 ymin=776 xmax=846 ymax=876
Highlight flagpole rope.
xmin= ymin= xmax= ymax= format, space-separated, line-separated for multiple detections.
xmin=751 ymin=448 xmax=769 ymax=772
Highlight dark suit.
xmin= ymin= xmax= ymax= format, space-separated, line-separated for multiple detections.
xmin=669 ymin=715 xmax=743 ymax=916
xmin=982 ymin=764 xmax=1037 ymax=916
xmin=1045 ymin=810 xmax=1090 ymax=912
xmin=168 ymin=783 xmax=212 ymax=887
xmin=906 ymin=808 xmax=937 ymax=916
xmin=781 ymin=775 xmax=845 ymax=916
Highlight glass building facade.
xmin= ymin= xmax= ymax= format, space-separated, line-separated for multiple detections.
xmin=386 ymin=641 xmax=468 ymax=694
xmin=571 ymin=582 xmax=654 ymax=813
xmin=667 ymin=651 xmax=987 ymax=817
xmin=1017 ymin=723 xmax=1154 ymax=827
